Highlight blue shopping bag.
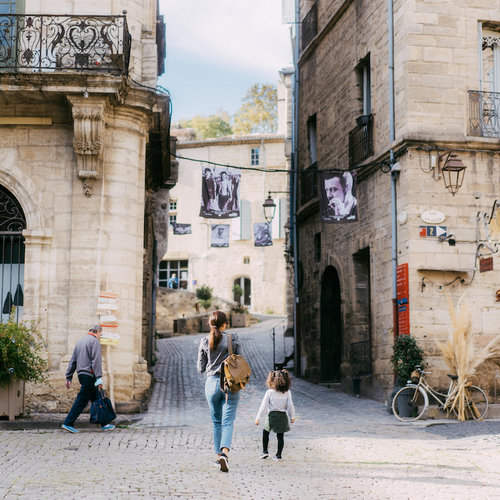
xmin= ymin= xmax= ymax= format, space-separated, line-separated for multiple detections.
xmin=90 ymin=388 xmax=116 ymax=426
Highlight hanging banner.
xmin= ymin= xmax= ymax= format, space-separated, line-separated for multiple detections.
xmin=200 ymin=166 xmax=241 ymax=219
xmin=253 ymin=222 xmax=273 ymax=247
xmin=211 ymin=224 xmax=230 ymax=247
xmin=173 ymin=223 xmax=192 ymax=235
xmin=318 ymin=171 xmax=358 ymax=223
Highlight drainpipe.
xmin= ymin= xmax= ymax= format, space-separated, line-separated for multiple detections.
xmin=388 ymin=0 xmax=399 ymax=338
xmin=291 ymin=0 xmax=301 ymax=375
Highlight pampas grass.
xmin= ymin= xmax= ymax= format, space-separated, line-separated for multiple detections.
xmin=436 ymin=293 xmax=500 ymax=421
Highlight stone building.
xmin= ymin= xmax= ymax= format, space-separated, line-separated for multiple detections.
xmin=163 ymin=131 xmax=289 ymax=316
xmin=0 ymin=0 xmax=175 ymax=411
xmin=295 ymin=0 xmax=500 ymax=400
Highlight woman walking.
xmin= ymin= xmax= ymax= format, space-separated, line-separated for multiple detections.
xmin=197 ymin=310 xmax=241 ymax=472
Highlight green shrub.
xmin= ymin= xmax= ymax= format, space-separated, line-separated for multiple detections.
xmin=390 ymin=335 xmax=425 ymax=385
xmin=196 ymin=286 xmax=213 ymax=311
xmin=0 ymin=311 xmax=48 ymax=388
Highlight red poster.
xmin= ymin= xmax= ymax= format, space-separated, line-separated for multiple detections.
xmin=396 ymin=263 xmax=410 ymax=336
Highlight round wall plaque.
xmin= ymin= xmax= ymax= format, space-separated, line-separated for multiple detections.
xmin=420 ymin=209 xmax=445 ymax=224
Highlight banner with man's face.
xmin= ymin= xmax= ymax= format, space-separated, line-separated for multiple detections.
xmin=253 ymin=222 xmax=272 ymax=247
xmin=200 ymin=166 xmax=241 ymax=219
xmin=318 ymin=171 xmax=358 ymax=223
xmin=211 ymin=224 xmax=230 ymax=247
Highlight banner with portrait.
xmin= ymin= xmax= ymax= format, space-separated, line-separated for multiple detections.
xmin=200 ymin=165 xmax=241 ymax=219
xmin=211 ymin=224 xmax=230 ymax=247
xmin=253 ymin=222 xmax=272 ymax=247
xmin=173 ymin=223 xmax=192 ymax=235
xmin=318 ymin=170 xmax=358 ymax=223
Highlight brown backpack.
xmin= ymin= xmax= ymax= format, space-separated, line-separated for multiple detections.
xmin=219 ymin=334 xmax=252 ymax=393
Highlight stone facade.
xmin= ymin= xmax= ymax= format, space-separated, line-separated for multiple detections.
xmin=296 ymin=0 xmax=500 ymax=401
xmin=0 ymin=0 xmax=174 ymax=411
xmin=162 ymin=133 xmax=290 ymax=316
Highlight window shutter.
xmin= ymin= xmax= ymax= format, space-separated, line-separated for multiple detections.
xmin=240 ymin=199 xmax=252 ymax=240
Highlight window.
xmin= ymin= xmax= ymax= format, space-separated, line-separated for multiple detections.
xmin=356 ymin=55 xmax=371 ymax=116
xmin=159 ymin=260 xmax=188 ymax=289
xmin=0 ymin=0 xmax=17 ymax=14
xmin=243 ymin=256 xmax=250 ymax=264
xmin=233 ymin=277 xmax=251 ymax=307
xmin=251 ymin=148 xmax=260 ymax=166
xmin=169 ymin=201 xmax=177 ymax=211
xmin=314 ymin=233 xmax=321 ymax=262
xmin=169 ymin=214 xmax=177 ymax=227
xmin=307 ymin=114 xmax=317 ymax=165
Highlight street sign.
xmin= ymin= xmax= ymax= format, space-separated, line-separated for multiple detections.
xmin=480 ymin=256 xmax=493 ymax=273
xmin=419 ymin=225 xmax=447 ymax=238
xmin=396 ymin=263 xmax=410 ymax=336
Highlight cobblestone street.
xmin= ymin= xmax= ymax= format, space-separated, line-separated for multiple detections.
xmin=2 ymin=317 xmax=500 ymax=499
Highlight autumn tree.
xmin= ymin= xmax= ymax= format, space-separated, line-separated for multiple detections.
xmin=233 ymin=83 xmax=277 ymax=135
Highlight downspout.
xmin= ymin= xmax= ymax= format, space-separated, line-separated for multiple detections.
xmin=388 ymin=0 xmax=399 ymax=337
xmin=291 ymin=0 xmax=301 ymax=375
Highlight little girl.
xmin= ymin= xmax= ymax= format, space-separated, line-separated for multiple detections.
xmin=255 ymin=369 xmax=295 ymax=460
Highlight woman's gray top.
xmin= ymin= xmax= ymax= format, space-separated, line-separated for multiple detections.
xmin=197 ymin=332 xmax=240 ymax=377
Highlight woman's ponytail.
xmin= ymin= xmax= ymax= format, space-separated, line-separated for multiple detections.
xmin=208 ymin=310 xmax=227 ymax=350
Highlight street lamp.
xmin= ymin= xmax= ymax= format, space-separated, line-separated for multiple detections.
xmin=263 ymin=193 xmax=276 ymax=223
xmin=441 ymin=153 xmax=466 ymax=196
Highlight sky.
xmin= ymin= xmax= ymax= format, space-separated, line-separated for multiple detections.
xmin=158 ymin=0 xmax=293 ymax=124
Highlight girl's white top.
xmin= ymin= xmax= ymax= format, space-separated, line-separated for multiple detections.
xmin=256 ymin=389 xmax=295 ymax=422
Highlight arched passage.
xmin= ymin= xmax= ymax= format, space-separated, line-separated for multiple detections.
xmin=0 ymin=185 xmax=26 ymax=322
xmin=320 ymin=265 xmax=342 ymax=381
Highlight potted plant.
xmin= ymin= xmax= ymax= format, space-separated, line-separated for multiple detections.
xmin=0 ymin=311 xmax=48 ymax=420
xmin=390 ymin=334 xmax=425 ymax=386
xmin=196 ymin=285 xmax=213 ymax=332
xmin=389 ymin=334 xmax=425 ymax=416
xmin=230 ymin=302 xmax=250 ymax=328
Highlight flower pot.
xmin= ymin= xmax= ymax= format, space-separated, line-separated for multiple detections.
xmin=231 ymin=312 xmax=250 ymax=328
xmin=0 ymin=378 xmax=25 ymax=421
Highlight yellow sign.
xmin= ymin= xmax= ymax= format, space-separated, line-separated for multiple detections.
xmin=100 ymin=337 xmax=119 ymax=346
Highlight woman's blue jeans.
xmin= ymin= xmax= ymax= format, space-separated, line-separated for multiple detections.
xmin=205 ymin=375 xmax=240 ymax=454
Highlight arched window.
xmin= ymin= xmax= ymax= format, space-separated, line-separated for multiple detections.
xmin=233 ymin=277 xmax=251 ymax=308
xmin=0 ymin=185 xmax=26 ymax=322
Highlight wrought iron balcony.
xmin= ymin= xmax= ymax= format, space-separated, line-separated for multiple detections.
xmin=300 ymin=162 xmax=318 ymax=206
xmin=349 ymin=114 xmax=374 ymax=168
xmin=0 ymin=14 xmax=130 ymax=74
xmin=301 ymin=1 xmax=318 ymax=51
xmin=469 ymin=90 xmax=500 ymax=138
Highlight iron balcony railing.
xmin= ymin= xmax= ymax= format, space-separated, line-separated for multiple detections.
xmin=300 ymin=162 xmax=318 ymax=206
xmin=0 ymin=14 xmax=131 ymax=74
xmin=349 ymin=114 xmax=374 ymax=168
xmin=301 ymin=1 xmax=318 ymax=51
xmin=469 ymin=90 xmax=500 ymax=138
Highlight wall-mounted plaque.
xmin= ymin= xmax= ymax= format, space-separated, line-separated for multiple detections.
xmin=420 ymin=209 xmax=445 ymax=224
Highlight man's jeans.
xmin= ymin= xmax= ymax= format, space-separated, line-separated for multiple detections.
xmin=64 ymin=374 xmax=97 ymax=426
xmin=205 ymin=375 xmax=240 ymax=454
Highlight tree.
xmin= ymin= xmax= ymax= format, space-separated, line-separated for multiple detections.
xmin=233 ymin=83 xmax=277 ymax=135
xmin=179 ymin=111 xmax=232 ymax=140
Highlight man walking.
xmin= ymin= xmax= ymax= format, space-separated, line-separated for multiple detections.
xmin=62 ymin=324 xmax=115 ymax=433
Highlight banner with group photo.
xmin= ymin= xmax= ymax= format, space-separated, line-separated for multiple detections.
xmin=200 ymin=165 xmax=241 ymax=219
xmin=318 ymin=170 xmax=358 ymax=223
xmin=173 ymin=223 xmax=192 ymax=235
xmin=211 ymin=224 xmax=230 ymax=247
xmin=253 ymin=222 xmax=272 ymax=247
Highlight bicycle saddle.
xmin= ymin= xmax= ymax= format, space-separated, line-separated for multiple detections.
xmin=447 ymin=374 xmax=458 ymax=380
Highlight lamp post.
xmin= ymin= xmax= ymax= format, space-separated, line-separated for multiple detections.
xmin=441 ymin=153 xmax=466 ymax=196
xmin=262 ymin=191 xmax=289 ymax=223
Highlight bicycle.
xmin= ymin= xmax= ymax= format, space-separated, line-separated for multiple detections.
xmin=392 ymin=366 xmax=488 ymax=422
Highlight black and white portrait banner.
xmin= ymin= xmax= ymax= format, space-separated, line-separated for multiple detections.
xmin=318 ymin=171 xmax=358 ymax=223
xmin=173 ymin=223 xmax=192 ymax=235
xmin=200 ymin=165 xmax=241 ymax=219
xmin=253 ymin=222 xmax=272 ymax=247
xmin=211 ymin=224 xmax=230 ymax=247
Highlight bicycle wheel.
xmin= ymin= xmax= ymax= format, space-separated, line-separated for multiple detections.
xmin=463 ymin=385 xmax=488 ymax=420
xmin=392 ymin=385 xmax=428 ymax=422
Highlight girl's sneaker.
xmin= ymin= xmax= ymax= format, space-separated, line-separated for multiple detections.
xmin=219 ymin=453 xmax=229 ymax=472
xmin=260 ymin=452 xmax=269 ymax=459
xmin=273 ymin=455 xmax=282 ymax=461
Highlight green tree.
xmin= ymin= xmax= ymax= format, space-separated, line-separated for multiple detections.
xmin=180 ymin=111 xmax=232 ymax=139
xmin=233 ymin=83 xmax=277 ymax=135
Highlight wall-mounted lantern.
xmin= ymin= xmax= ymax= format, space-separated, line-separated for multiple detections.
xmin=262 ymin=193 xmax=276 ymax=223
xmin=441 ymin=153 xmax=466 ymax=196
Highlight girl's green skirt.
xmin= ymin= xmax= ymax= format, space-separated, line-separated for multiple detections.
xmin=264 ymin=411 xmax=290 ymax=433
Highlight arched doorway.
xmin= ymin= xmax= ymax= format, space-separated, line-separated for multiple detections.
xmin=320 ymin=266 xmax=342 ymax=381
xmin=0 ymin=185 xmax=26 ymax=323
